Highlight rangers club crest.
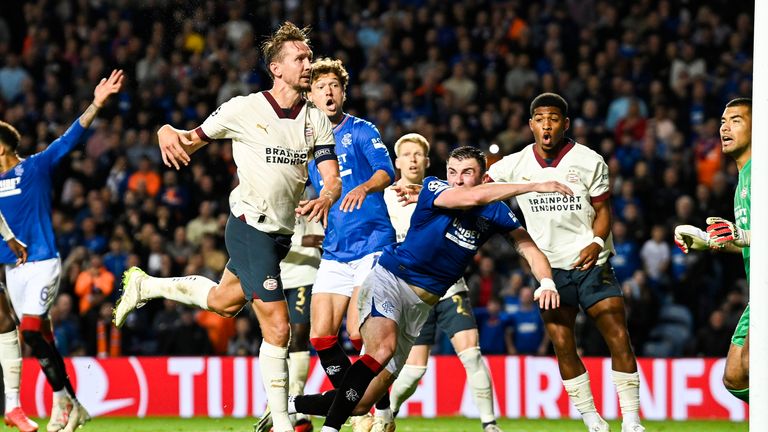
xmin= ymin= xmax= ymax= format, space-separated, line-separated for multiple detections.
xmin=14 ymin=164 xmax=23 ymax=177
xmin=345 ymin=388 xmax=360 ymax=402
xmin=341 ymin=133 xmax=352 ymax=147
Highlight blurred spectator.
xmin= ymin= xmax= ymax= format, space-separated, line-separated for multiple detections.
xmin=127 ymin=156 xmax=162 ymax=197
xmin=474 ymin=297 xmax=512 ymax=355
xmin=74 ymin=255 xmax=115 ymax=314
xmin=506 ymin=286 xmax=548 ymax=355
xmin=610 ymin=220 xmax=640 ymax=283
xmin=197 ymin=310 xmax=236 ymax=355
xmin=186 ymin=201 xmax=219 ymax=246
xmin=228 ymin=316 xmax=260 ymax=356
xmin=51 ymin=294 xmax=84 ymax=356
xmin=0 ymin=53 xmax=30 ymax=102
xmin=694 ymin=309 xmax=732 ymax=357
xmin=468 ymin=256 xmax=504 ymax=308
xmin=640 ymin=224 xmax=671 ymax=295
xmin=160 ymin=308 xmax=213 ymax=356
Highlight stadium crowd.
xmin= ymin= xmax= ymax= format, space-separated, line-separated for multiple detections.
xmin=0 ymin=0 xmax=752 ymax=359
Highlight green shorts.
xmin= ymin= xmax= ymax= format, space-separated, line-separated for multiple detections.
xmin=731 ymin=304 xmax=749 ymax=347
xmin=415 ymin=291 xmax=477 ymax=345
xmin=285 ymin=285 xmax=312 ymax=325
xmin=553 ymin=262 xmax=623 ymax=311
xmin=225 ymin=213 xmax=291 ymax=303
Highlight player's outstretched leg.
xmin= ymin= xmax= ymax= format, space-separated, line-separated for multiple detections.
xmin=723 ymin=306 xmax=749 ymax=403
xmin=457 ymin=346 xmax=501 ymax=432
xmin=114 ymin=267 xmax=217 ymax=327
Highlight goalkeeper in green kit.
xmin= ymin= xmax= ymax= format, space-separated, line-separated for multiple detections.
xmin=674 ymin=97 xmax=751 ymax=403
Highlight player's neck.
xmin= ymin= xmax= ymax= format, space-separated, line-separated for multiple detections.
xmin=734 ymin=148 xmax=751 ymax=171
xmin=535 ymin=140 xmax=567 ymax=160
xmin=268 ymin=82 xmax=304 ymax=108
xmin=0 ymin=155 xmax=20 ymax=174
xmin=329 ymin=112 xmax=345 ymax=127
xmin=398 ymin=176 xmax=423 ymax=186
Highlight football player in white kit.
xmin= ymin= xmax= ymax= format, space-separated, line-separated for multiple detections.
xmin=114 ymin=23 xmax=341 ymax=432
xmin=382 ymin=133 xmax=504 ymax=432
xmin=487 ymin=93 xmax=643 ymax=432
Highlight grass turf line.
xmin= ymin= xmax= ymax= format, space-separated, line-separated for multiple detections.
xmin=49 ymin=416 xmax=747 ymax=431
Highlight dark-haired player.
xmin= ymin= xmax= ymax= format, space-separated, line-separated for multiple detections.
xmin=488 ymin=93 xmax=644 ymax=432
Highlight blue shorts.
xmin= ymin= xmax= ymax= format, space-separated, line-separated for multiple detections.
xmin=225 ymin=214 xmax=291 ymax=303
xmin=415 ymin=291 xmax=477 ymax=345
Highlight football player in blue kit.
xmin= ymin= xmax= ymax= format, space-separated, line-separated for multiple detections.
xmin=0 ymin=69 xmax=124 ymax=432
xmin=257 ymin=146 xmax=571 ymax=432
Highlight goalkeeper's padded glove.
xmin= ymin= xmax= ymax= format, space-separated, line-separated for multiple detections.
xmin=706 ymin=217 xmax=750 ymax=248
xmin=674 ymin=225 xmax=710 ymax=254
xmin=533 ymin=278 xmax=557 ymax=301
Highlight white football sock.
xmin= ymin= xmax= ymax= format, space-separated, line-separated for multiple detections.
xmin=288 ymin=351 xmax=311 ymax=424
xmin=389 ymin=364 xmax=427 ymax=412
xmin=563 ymin=372 xmax=603 ymax=428
xmin=260 ymin=341 xmax=292 ymax=432
xmin=612 ymin=370 xmax=641 ymax=425
xmin=320 ymin=427 xmax=339 ymax=432
xmin=141 ymin=275 xmax=214 ymax=309
xmin=0 ymin=330 xmax=21 ymax=412
xmin=458 ymin=347 xmax=496 ymax=424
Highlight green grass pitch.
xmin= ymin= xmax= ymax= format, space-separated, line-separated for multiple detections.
xmin=47 ymin=416 xmax=747 ymax=431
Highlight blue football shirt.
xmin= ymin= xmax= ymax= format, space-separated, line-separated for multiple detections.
xmin=379 ymin=176 xmax=522 ymax=296
xmin=308 ymin=114 xmax=395 ymax=262
xmin=0 ymin=119 xmax=86 ymax=264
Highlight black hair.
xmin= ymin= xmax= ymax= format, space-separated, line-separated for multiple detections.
xmin=530 ymin=92 xmax=569 ymax=117
xmin=0 ymin=121 xmax=20 ymax=152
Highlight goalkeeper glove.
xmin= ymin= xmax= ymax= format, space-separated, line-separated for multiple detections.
xmin=706 ymin=217 xmax=750 ymax=248
xmin=673 ymin=225 xmax=709 ymax=254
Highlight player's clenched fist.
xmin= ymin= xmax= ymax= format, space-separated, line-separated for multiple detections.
xmin=673 ymin=224 xmax=710 ymax=253
xmin=706 ymin=217 xmax=750 ymax=248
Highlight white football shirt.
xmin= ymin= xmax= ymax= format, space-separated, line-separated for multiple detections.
xmin=487 ymin=141 xmax=613 ymax=269
xmin=384 ymin=186 xmax=468 ymax=298
xmin=198 ymin=92 xmax=334 ymax=235
xmin=280 ymin=214 xmax=324 ymax=289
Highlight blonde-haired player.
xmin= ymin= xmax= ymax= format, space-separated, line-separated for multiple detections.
xmin=381 ymin=133 xmax=504 ymax=432
xmin=115 ymin=22 xmax=342 ymax=432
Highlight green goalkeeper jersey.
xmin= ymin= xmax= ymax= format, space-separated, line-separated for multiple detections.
xmin=734 ymin=159 xmax=751 ymax=280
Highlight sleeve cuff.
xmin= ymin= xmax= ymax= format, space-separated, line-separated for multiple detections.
xmin=590 ymin=191 xmax=610 ymax=203
xmin=194 ymin=127 xmax=212 ymax=142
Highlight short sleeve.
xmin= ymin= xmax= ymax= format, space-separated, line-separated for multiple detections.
xmin=486 ymin=154 xmax=514 ymax=182
xmin=491 ymin=202 xmax=522 ymax=232
xmin=588 ymin=158 xmax=610 ymax=203
xmin=357 ymin=122 xmax=395 ymax=183
xmin=418 ymin=176 xmax=452 ymax=209
xmin=312 ymin=107 xmax=335 ymax=148
xmin=197 ymin=96 xmax=245 ymax=141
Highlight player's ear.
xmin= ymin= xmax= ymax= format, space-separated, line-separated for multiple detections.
xmin=394 ymin=157 xmax=401 ymax=170
xmin=564 ymin=117 xmax=570 ymax=132
xmin=426 ymin=157 xmax=431 ymax=168
xmin=270 ymin=62 xmax=281 ymax=79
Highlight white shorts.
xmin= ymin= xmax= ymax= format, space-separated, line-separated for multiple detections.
xmin=5 ymin=258 xmax=61 ymax=316
xmin=358 ymin=264 xmax=433 ymax=376
xmin=312 ymin=252 xmax=381 ymax=297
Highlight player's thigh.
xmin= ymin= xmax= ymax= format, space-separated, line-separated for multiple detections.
xmin=585 ymin=296 xmax=631 ymax=348
xmin=540 ymin=304 xmax=580 ymax=350
xmin=451 ymin=329 xmax=480 ymax=353
xmin=405 ymin=344 xmax=430 ymax=367
xmin=346 ymin=286 xmax=361 ymax=338
xmin=309 ymin=293 xmax=349 ymax=338
xmin=223 ymin=213 xmax=291 ymax=307
xmin=723 ymin=342 xmax=748 ymax=389
xmin=5 ymin=258 xmax=60 ymax=317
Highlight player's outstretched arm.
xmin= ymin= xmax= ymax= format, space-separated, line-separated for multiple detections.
xmin=509 ymin=228 xmax=559 ymax=310
xmin=157 ymin=124 xmax=208 ymax=170
xmin=296 ymin=159 xmax=341 ymax=227
xmin=339 ymin=169 xmax=392 ymax=212
xmin=80 ymin=69 xmax=124 ymax=128
xmin=435 ymin=180 xmax=573 ymax=209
